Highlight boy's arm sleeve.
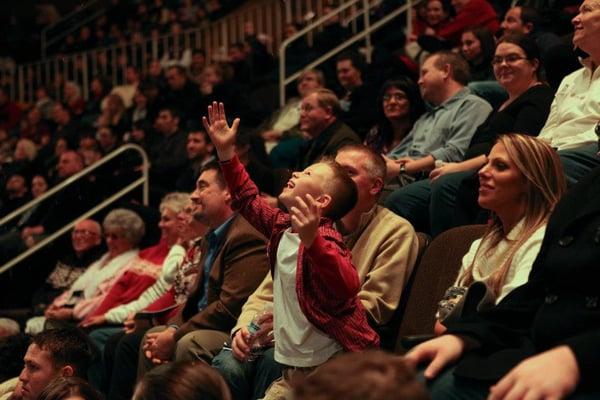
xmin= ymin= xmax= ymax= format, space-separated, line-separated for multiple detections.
xmin=220 ymin=155 xmax=282 ymax=237
xmin=305 ymin=233 xmax=360 ymax=299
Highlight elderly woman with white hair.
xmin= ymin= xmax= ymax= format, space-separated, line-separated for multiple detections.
xmin=25 ymin=208 xmax=145 ymax=334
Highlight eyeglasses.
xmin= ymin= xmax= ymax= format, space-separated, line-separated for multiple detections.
xmin=72 ymin=229 xmax=99 ymax=238
xmin=491 ymin=54 xmax=529 ymax=66
xmin=299 ymin=104 xmax=321 ymax=113
xmin=383 ymin=93 xmax=407 ymax=102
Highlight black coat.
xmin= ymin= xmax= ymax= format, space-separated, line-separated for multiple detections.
xmin=447 ymin=166 xmax=600 ymax=389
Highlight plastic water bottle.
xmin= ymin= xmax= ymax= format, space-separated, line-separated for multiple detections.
xmin=246 ymin=304 xmax=273 ymax=362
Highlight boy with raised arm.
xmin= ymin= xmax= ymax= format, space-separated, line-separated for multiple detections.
xmin=202 ymin=102 xmax=379 ymax=398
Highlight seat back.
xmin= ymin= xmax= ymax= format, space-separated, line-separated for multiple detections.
xmin=394 ymin=224 xmax=487 ymax=352
xmin=378 ymin=231 xmax=430 ymax=350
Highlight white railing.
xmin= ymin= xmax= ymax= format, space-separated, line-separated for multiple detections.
xmin=4 ymin=0 xmax=375 ymax=104
xmin=0 ymin=144 xmax=149 ymax=275
xmin=279 ymin=0 xmax=419 ymax=107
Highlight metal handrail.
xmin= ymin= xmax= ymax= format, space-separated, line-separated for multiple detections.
xmin=278 ymin=0 xmax=420 ymax=107
xmin=0 ymin=144 xmax=149 ymax=275
xmin=0 ymin=144 xmax=149 ymax=226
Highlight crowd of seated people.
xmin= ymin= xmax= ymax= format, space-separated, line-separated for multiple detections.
xmin=0 ymin=0 xmax=600 ymax=399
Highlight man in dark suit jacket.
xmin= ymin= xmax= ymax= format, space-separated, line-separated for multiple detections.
xmin=142 ymin=162 xmax=269 ymax=365
xmin=297 ymin=88 xmax=360 ymax=170
xmin=406 ymin=130 xmax=600 ymax=398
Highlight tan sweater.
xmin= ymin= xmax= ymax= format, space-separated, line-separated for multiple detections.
xmin=232 ymin=205 xmax=419 ymax=333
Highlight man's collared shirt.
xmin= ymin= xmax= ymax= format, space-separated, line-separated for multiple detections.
xmin=387 ymin=88 xmax=492 ymax=162
xmin=196 ymin=214 xmax=236 ymax=310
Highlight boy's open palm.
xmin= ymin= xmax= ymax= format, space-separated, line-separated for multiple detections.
xmin=202 ymin=101 xmax=239 ymax=160
xmin=290 ymin=194 xmax=321 ymax=248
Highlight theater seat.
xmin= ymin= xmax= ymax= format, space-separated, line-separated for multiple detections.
xmin=394 ymin=224 xmax=486 ymax=353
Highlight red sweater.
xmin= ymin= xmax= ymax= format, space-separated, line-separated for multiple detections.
xmin=221 ymin=156 xmax=379 ymax=352
xmin=84 ymin=238 xmax=169 ymax=320
xmin=435 ymin=0 xmax=499 ymax=45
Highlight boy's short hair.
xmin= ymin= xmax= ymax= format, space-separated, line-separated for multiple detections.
xmin=32 ymin=328 xmax=94 ymax=378
xmin=293 ymin=350 xmax=430 ymax=400
xmin=322 ymin=161 xmax=358 ymax=220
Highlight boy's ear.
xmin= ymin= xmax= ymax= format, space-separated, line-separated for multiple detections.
xmin=316 ymin=194 xmax=332 ymax=210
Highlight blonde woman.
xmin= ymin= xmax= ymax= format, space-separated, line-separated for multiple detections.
xmin=436 ymin=134 xmax=566 ymax=330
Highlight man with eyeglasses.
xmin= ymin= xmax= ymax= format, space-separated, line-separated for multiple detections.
xmin=296 ymin=88 xmax=360 ymax=170
xmin=30 ymin=219 xmax=103 ymax=315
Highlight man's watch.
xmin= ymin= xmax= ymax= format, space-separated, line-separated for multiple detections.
xmin=399 ymin=163 xmax=406 ymax=175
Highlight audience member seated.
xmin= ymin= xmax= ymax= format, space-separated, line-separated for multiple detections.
xmin=110 ymin=66 xmax=140 ymax=109
xmin=460 ymin=28 xmax=495 ymax=82
xmin=163 ymin=65 xmax=202 ymax=122
xmin=204 ymin=103 xmax=378 ymax=399
xmin=295 ymin=88 xmax=360 ymax=170
xmin=34 ymin=85 xmax=55 ymax=122
xmin=387 ymin=34 xmax=553 ymax=234
xmin=38 ymin=376 xmax=103 ymax=400
xmin=405 ymin=119 xmax=600 ymax=400
xmin=0 ymin=174 xmax=29 ymax=217
xmin=364 ymin=77 xmax=426 ymax=154
xmin=25 ymin=209 xmax=144 ymax=334
xmin=384 ymin=52 xmax=492 ymax=190
xmin=132 ymin=360 xmax=232 ymax=400
xmin=406 ymin=0 xmax=451 ymax=64
xmin=31 ymin=219 xmax=103 ymax=315
xmin=0 ymin=173 xmax=48 ymax=236
xmin=264 ymin=69 xmax=325 ymax=169
xmin=149 ymin=107 xmax=188 ymax=201
xmin=293 ymin=351 xmax=430 ymax=400
xmin=335 ymin=51 xmax=378 ymax=138
xmin=19 ymin=107 xmax=51 ymax=146
xmin=418 ymin=0 xmax=499 ymax=50
xmin=78 ymin=194 xmax=188 ymax=376
xmin=51 ymin=103 xmax=80 ymax=149
xmin=536 ymin=0 xmax=600 ymax=185
xmin=3 ymin=138 xmax=38 ymax=181
xmin=106 ymin=163 xmax=269 ymax=400
xmin=0 ymin=332 xmax=30 ymax=384
xmin=96 ymin=93 xmax=129 ymax=138
xmin=0 ymin=151 xmax=92 ymax=262
xmin=0 ymin=86 xmax=21 ymax=132
xmin=499 ymin=6 xmax=577 ymax=89
xmin=435 ymin=134 xmax=565 ymax=334
xmin=0 ymin=328 xmax=94 ymax=400
xmin=175 ymin=128 xmax=215 ymax=192
xmin=95 ymin=126 xmax=120 ymax=156
xmin=212 ymin=144 xmax=420 ymax=400
xmin=62 ymin=82 xmax=85 ymax=118
xmin=102 ymin=202 xmax=205 ymax=397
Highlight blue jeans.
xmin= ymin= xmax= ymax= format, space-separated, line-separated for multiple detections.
xmin=558 ymin=143 xmax=600 ymax=186
xmin=87 ymin=326 xmax=125 ymax=391
xmin=385 ymin=170 xmax=474 ymax=236
xmin=423 ymin=365 xmax=600 ymax=400
xmin=212 ymin=346 xmax=284 ymax=400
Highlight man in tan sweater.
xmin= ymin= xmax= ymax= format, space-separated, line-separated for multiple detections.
xmin=212 ymin=144 xmax=420 ymax=400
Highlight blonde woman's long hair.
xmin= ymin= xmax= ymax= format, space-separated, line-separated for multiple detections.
xmin=458 ymin=134 xmax=566 ymax=296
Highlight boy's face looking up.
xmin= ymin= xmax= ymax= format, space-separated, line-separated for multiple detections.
xmin=279 ymin=163 xmax=333 ymax=212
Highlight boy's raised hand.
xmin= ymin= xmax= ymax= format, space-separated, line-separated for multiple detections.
xmin=202 ymin=101 xmax=239 ymax=161
xmin=290 ymin=194 xmax=321 ymax=248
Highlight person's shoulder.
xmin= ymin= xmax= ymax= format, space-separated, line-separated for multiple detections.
xmin=370 ymin=206 xmax=416 ymax=234
xmin=227 ymin=214 xmax=269 ymax=243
